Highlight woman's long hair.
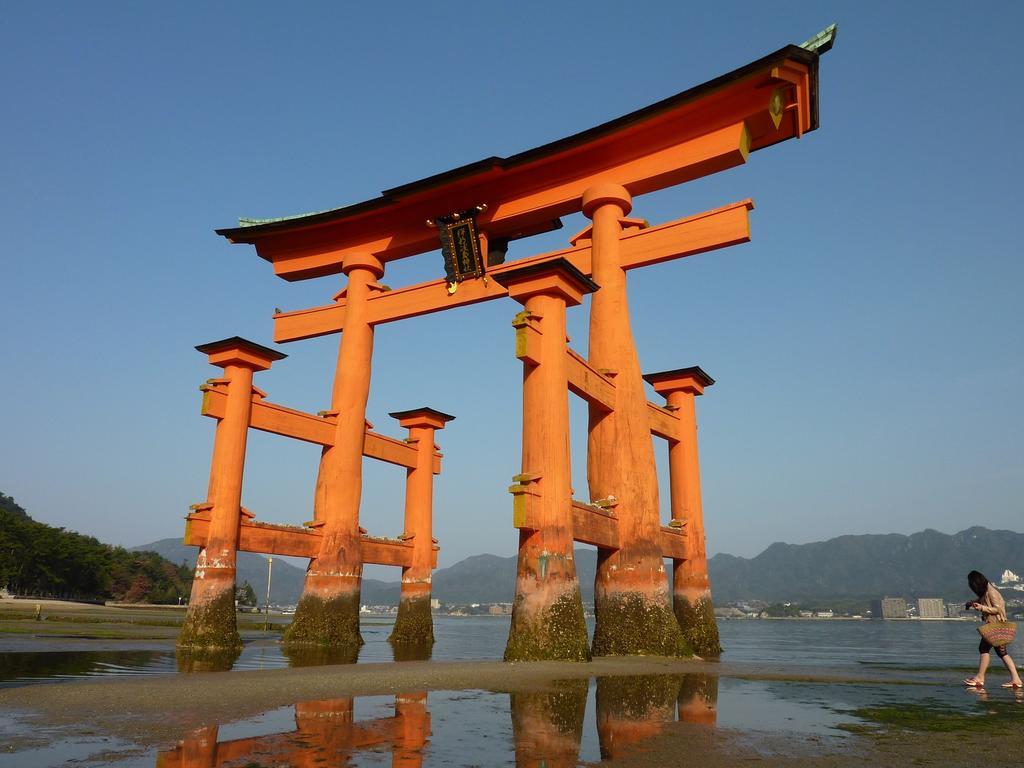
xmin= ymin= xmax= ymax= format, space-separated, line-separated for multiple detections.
xmin=968 ymin=570 xmax=990 ymax=598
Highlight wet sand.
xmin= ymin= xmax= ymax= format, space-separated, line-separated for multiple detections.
xmin=0 ymin=655 xmax=1000 ymax=766
xmin=2 ymin=605 xmax=1021 ymax=766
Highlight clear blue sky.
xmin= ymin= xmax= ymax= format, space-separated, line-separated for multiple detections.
xmin=3 ymin=3 xmax=1021 ymax=570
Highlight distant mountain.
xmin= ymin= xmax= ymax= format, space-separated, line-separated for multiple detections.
xmin=708 ymin=527 xmax=1024 ymax=603
xmin=133 ymin=538 xmax=398 ymax=605
xmin=136 ymin=526 xmax=1024 ymax=607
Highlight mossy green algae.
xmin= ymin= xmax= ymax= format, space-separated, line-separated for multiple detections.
xmin=390 ymin=596 xmax=434 ymax=644
xmin=176 ymin=588 xmax=242 ymax=650
xmin=284 ymin=592 xmax=363 ymax=650
xmin=592 ymin=592 xmax=692 ymax=658
xmin=504 ymin=590 xmax=591 ymax=662
xmin=673 ymin=594 xmax=721 ymax=658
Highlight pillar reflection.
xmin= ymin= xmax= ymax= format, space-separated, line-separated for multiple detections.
xmin=155 ymin=691 xmax=428 ymax=768
xmin=510 ymin=679 xmax=588 ymax=767
xmin=596 ymin=675 xmax=681 ymax=759
xmin=677 ymin=673 xmax=718 ymax=726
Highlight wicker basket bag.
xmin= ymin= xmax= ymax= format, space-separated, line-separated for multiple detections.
xmin=978 ymin=621 xmax=1017 ymax=647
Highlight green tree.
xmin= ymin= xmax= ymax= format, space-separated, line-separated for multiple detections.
xmin=236 ymin=581 xmax=257 ymax=607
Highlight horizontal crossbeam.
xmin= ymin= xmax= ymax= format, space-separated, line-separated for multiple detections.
xmin=647 ymin=401 xmax=681 ymax=441
xmin=184 ymin=511 xmax=438 ymax=567
xmin=566 ymin=349 xmax=615 ymax=411
xmin=200 ymin=386 xmax=441 ymax=473
xmin=273 ymin=201 xmax=752 ymax=342
xmin=511 ymin=491 xmax=686 ymax=560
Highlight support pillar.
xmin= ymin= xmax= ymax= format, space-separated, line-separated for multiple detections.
xmin=583 ymin=183 xmax=689 ymax=657
xmin=179 ymin=337 xmax=285 ymax=651
xmin=498 ymin=259 xmax=595 ymax=661
xmin=644 ymin=367 xmax=721 ymax=657
xmin=286 ymin=253 xmax=384 ymax=649
xmin=389 ymin=408 xmax=454 ymax=644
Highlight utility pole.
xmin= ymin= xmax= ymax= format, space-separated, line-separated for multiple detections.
xmin=264 ymin=556 xmax=274 ymax=632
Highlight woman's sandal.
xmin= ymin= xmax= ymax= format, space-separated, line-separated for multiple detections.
xmin=1000 ymin=682 xmax=1023 ymax=689
xmin=963 ymin=677 xmax=985 ymax=687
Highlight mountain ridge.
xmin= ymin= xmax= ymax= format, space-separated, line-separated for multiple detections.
xmin=135 ymin=525 xmax=1024 ymax=606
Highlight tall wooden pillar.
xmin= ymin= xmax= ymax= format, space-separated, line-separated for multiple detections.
xmin=498 ymin=259 xmax=595 ymax=661
xmin=583 ymin=183 xmax=688 ymax=657
xmin=286 ymin=253 xmax=384 ymax=649
xmin=644 ymin=367 xmax=721 ymax=657
xmin=179 ymin=337 xmax=285 ymax=650
xmin=389 ymin=408 xmax=454 ymax=644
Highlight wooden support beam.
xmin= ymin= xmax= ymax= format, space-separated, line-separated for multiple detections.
xmin=570 ymin=499 xmax=621 ymax=550
xmin=647 ymin=401 xmax=682 ymax=441
xmin=566 ymin=348 xmax=615 ymax=411
xmin=201 ymin=386 xmax=440 ymax=472
xmin=510 ymin=492 xmax=682 ymax=559
xmin=184 ymin=512 xmax=435 ymax=567
xmin=273 ymin=201 xmax=752 ymax=342
xmin=659 ymin=525 xmax=688 ymax=560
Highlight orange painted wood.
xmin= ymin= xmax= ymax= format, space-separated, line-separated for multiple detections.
xmin=659 ymin=526 xmax=688 ymax=560
xmin=646 ymin=401 xmax=682 ymax=441
xmin=201 ymin=386 xmax=429 ymax=470
xmin=223 ymin=43 xmax=816 ymax=280
xmin=184 ymin=514 xmax=424 ymax=567
xmin=272 ymin=201 xmax=752 ymax=342
xmin=566 ymin=348 xmax=616 ymax=411
xmin=515 ymin=499 xmax=683 ymax=558
xmin=570 ymin=500 xmax=621 ymax=550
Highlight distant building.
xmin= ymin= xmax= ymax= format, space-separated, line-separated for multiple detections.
xmin=1001 ymin=570 xmax=1021 ymax=585
xmin=947 ymin=602 xmax=968 ymax=618
xmin=430 ymin=598 xmax=441 ymax=610
xmin=917 ymin=598 xmax=945 ymax=619
xmin=871 ymin=597 xmax=908 ymax=619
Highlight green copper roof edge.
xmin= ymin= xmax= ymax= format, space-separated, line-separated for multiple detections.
xmin=800 ymin=23 xmax=837 ymax=55
xmin=238 ymin=209 xmax=335 ymax=227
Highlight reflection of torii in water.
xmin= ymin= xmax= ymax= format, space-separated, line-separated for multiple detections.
xmin=156 ymin=674 xmax=717 ymax=767
xmin=156 ymin=692 xmax=430 ymax=768
xmin=179 ymin=25 xmax=836 ymax=660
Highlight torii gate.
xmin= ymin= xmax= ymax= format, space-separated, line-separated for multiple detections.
xmin=179 ymin=27 xmax=834 ymax=658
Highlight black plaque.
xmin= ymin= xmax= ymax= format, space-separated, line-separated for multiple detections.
xmin=437 ymin=210 xmax=484 ymax=283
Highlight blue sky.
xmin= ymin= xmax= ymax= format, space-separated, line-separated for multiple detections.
xmin=2 ymin=2 xmax=1021 ymax=570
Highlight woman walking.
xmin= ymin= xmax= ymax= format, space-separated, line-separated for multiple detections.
xmin=963 ymin=570 xmax=1022 ymax=689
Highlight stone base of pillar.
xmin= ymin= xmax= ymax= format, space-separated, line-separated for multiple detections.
xmin=284 ymin=590 xmax=364 ymax=650
xmin=178 ymin=567 xmax=242 ymax=651
xmin=390 ymin=594 xmax=434 ymax=644
xmin=504 ymin=586 xmax=591 ymax=662
xmin=673 ymin=588 xmax=721 ymax=658
xmin=592 ymin=589 xmax=692 ymax=658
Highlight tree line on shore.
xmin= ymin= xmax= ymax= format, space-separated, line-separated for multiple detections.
xmin=0 ymin=492 xmax=193 ymax=604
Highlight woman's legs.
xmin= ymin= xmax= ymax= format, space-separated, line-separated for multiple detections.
xmin=998 ymin=651 xmax=1022 ymax=686
xmin=973 ymin=650 xmax=991 ymax=684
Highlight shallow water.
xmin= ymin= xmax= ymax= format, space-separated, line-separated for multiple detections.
xmin=0 ymin=617 xmax=1007 ymax=687
xmin=3 ymin=619 xmax=1021 ymax=766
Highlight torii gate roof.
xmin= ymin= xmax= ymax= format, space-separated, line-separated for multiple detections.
xmin=218 ymin=27 xmax=835 ymax=281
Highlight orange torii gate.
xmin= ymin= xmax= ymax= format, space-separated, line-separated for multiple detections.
xmin=181 ymin=27 xmax=834 ymax=657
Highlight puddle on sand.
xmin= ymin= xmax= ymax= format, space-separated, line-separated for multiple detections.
xmin=3 ymin=672 xmax=873 ymax=767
